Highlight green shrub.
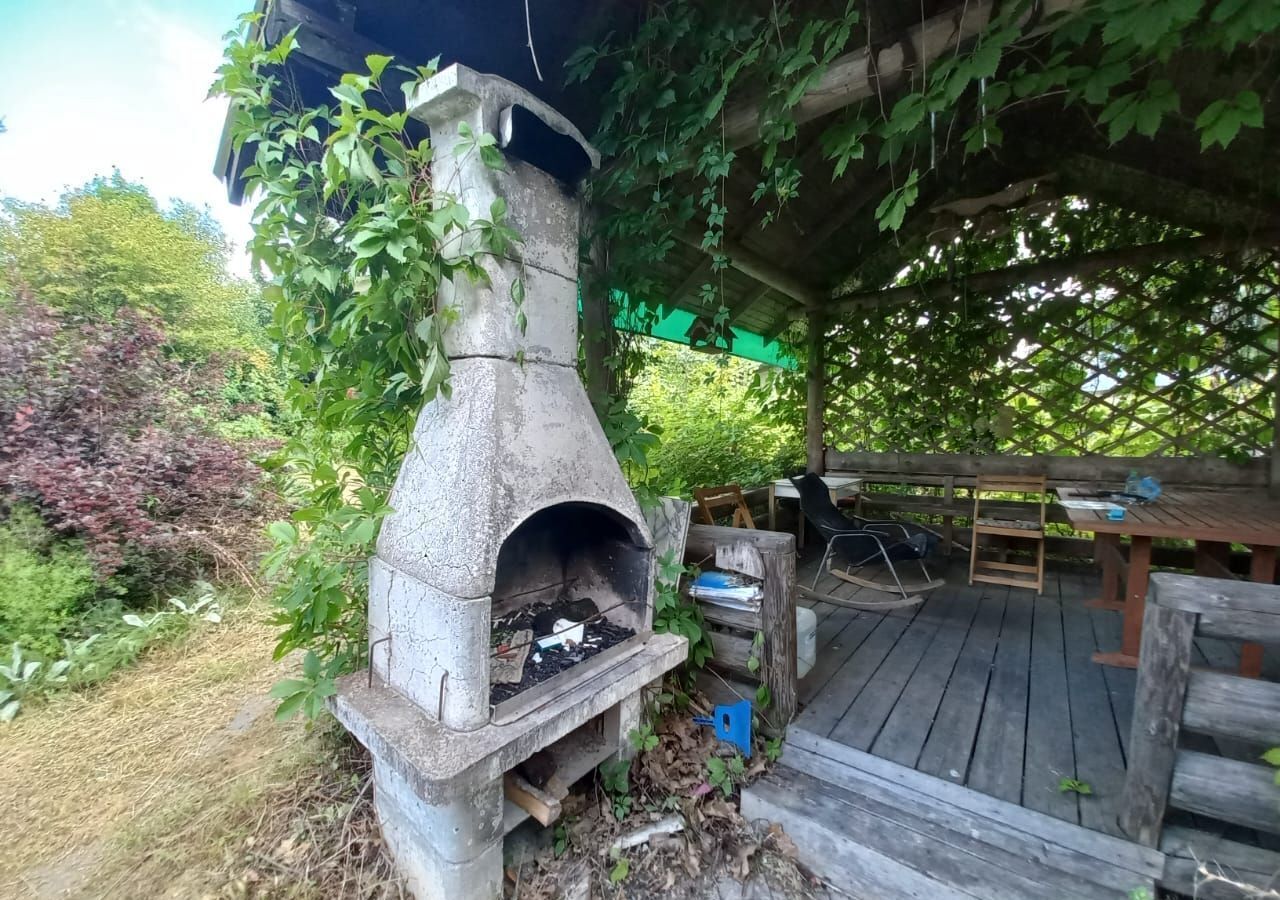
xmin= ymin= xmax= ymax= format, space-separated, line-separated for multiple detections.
xmin=628 ymin=341 xmax=804 ymax=495
xmin=0 ymin=510 xmax=97 ymax=658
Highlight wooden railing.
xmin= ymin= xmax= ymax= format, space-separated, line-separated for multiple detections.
xmin=1118 ymin=573 xmax=1280 ymax=897
xmin=822 ymin=451 xmax=1265 ymax=570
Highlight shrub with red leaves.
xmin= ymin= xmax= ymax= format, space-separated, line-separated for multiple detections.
xmin=0 ymin=297 xmax=263 ymax=586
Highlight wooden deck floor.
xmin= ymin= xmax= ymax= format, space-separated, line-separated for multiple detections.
xmin=794 ymin=555 xmax=1246 ymax=839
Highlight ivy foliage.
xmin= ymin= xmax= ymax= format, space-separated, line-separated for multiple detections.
xmin=212 ymin=15 xmax=524 ymax=703
xmin=819 ymin=199 xmax=1280 ymax=459
xmin=569 ymin=0 xmax=1277 ymax=338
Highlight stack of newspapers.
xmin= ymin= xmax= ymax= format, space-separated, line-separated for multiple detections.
xmin=687 ymin=570 xmax=763 ymax=612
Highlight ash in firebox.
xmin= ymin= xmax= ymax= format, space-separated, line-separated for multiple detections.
xmin=489 ymin=598 xmax=635 ymax=704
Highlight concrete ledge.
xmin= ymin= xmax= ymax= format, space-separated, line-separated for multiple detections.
xmin=331 ymin=631 xmax=686 ymax=803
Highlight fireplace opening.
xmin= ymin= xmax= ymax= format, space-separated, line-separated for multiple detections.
xmin=489 ymin=503 xmax=651 ymax=706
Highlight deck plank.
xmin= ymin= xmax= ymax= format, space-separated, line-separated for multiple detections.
xmin=967 ymin=585 xmax=1035 ymax=804
xmin=1060 ymin=570 xmax=1129 ymax=837
xmin=780 ymin=743 xmax=1159 ymax=895
xmin=1023 ymin=574 xmax=1080 ymax=825
xmin=1089 ymin=596 xmax=1137 ymax=761
xmin=870 ymin=586 xmax=981 ymax=767
xmin=829 ymin=596 xmax=948 ymax=750
xmin=916 ymin=585 xmax=1007 ymax=783
xmin=794 ymin=604 xmax=919 ymax=736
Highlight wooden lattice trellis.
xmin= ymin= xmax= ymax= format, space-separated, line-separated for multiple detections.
xmin=822 ymin=248 xmax=1280 ymax=460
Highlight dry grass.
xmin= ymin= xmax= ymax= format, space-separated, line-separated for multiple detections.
xmin=0 ymin=603 xmax=307 ymax=899
xmin=0 ymin=603 xmax=813 ymax=900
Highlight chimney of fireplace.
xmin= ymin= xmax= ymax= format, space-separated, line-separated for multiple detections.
xmin=367 ymin=65 xmax=654 ymax=733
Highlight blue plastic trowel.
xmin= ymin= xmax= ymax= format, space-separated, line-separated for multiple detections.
xmin=693 ymin=698 xmax=753 ymax=758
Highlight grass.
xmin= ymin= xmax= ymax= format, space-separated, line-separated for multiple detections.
xmin=0 ymin=602 xmax=312 ymax=897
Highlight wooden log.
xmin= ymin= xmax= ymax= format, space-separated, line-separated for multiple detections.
xmin=1169 ymin=750 xmax=1280 ymax=835
xmin=719 ymin=0 xmax=1085 ymax=151
xmin=503 ymin=772 xmax=562 ymax=827
xmin=821 ymin=229 xmax=1280 ymax=314
xmin=674 ymin=228 xmax=820 ymax=308
xmin=1182 ymin=669 xmax=1280 ymax=747
xmin=1118 ymin=601 xmax=1196 ymax=847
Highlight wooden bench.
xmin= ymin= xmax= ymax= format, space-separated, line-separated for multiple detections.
xmin=1119 ymin=573 xmax=1280 ymax=899
xmin=826 ymin=451 xmax=1267 ymax=571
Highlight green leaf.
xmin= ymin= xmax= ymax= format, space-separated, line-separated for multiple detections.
xmin=609 ymin=856 xmax=630 ymax=883
xmin=274 ymin=690 xmax=308 ymax=721
xmin=329 ymin=83 xmax=365 ymax=108
xmin=268 ymin=521 xmax=299 ymax=545
xmin=1261 ymin=747 xmax=1280 ymax=766
xmin=269 ymin=678 xmax=310 ymax=700
xmin=365 ymin=53 xmax=393 ymax=79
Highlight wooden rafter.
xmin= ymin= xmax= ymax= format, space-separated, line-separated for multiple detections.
xmin=1056 ymin=154 xmax=1280 ymax=233
xmin=718 ymin=0 xmax=1085 ymax=151
xmin=266 ymin=0 xmax=399 ymax=76
xmin=809 ymin=228 xmax=1280 ymax=317
xmin=675 ymin=228 xmax=821 ymax=308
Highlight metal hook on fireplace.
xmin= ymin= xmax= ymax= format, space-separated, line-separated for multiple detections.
xmin=368 ymin=635 xmax=392 ymax=689
xmin=437 ymin=670 xmax=449 ymax=721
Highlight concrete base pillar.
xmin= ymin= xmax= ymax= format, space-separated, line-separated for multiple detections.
xmin=372 ymin=759 xmax=504 ymax=900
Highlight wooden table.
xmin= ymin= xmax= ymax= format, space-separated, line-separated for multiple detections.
xmin=769 ymin=476 xmax=862 ymax=548
xmin=1057 ymin=484 xmax=1280 ymax=672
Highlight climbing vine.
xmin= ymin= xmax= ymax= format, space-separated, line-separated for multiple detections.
xmin=212 ymin=15 xmax=523 ymax=707
xmin=570 ymin=0 xmax=1278 ymax=344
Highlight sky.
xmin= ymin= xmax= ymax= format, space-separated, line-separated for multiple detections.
xmin=0 ymin=0 xmax=256 ymax=273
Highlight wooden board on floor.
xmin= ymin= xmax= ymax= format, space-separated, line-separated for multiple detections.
xmin=749 ymin=729 xmax=1161 ymax=899
xmin=1023 ymin=583 xmax=1079 ymax=824
xmin=915 ymin=586 xmax=1007 ymax=782
xmin=871 ymin=586 xmax=981 ymax=768
xmin=829 ymin=597 xmax=947 ymax=749
xmin=794 ymin=604 xmax=919 ymax=736
xmin=967 ymin=587 xmax=1035 ymax=804
xmin=1060 ymin=571 xmax=1129 ymax=836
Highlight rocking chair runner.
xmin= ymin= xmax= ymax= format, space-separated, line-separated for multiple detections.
xmin=790 ymin=473 xmax=945 ymax=610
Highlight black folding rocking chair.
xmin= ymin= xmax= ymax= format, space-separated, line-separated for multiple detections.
xmin=791 ymin=473 xmax=945 ymax=610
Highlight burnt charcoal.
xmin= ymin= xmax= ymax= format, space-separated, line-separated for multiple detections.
xmin=531 ymin=608 xmax=560 ymax=637
xmin=563 ymin=597 xmax=598 ymax=621
xmin=517 ymin=750 xmax=556 ymax=788
xmin=490 ymin=599 xmax=636 ymax=705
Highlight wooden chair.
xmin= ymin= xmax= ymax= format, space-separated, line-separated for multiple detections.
xmin=1118 ymin=573 xmax=1280 ymax=898
xmin=968 ymin=474 xmax=1046 ymax=594
xmin=694 ymin=483 xmax=756 ymax=529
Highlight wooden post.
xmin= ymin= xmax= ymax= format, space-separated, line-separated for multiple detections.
xmin=580 ymin=223 xmax=613 ymax=421
xmin=1118 ymin=597 xmax=1196 ymax=847
xmin=1271 ymin=352 xmax=1280 ymax=499
xmin=941 ymin=475 xmax=955 ymax=557
xmin=684 ymin=524 xmax=797 ymax=734
xmin=805 ymin=310 xmax=826 ymax=475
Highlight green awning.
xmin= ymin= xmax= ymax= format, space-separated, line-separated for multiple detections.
xmin=611 ymin=292 xmax=797 ymax=369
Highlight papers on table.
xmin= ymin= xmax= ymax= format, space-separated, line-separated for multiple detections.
xmin=1058 ymin=499 xmax=1119 ymax=510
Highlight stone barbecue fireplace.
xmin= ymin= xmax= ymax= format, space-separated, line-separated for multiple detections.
xmin=329 ymin=65 xmax=687 ymax=900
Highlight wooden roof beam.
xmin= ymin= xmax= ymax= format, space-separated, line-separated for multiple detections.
xmin=718 ymin=0 xmax=1085 ymax=152
xmin=675 ymin=228 xmax=822 ymax=309
xmin=807 ymin=228 xmax=1280 ymax=317
xmin=266 ymin=0 xmax=399 ymax=77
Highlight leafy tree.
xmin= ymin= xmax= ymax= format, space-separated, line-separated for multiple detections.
xmin=628 ymin=341 xmax=802 ymax=493
xmin=0 ymin=173 xmax=267 ymax=366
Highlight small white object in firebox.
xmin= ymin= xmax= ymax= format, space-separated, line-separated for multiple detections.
xmin=535 ymin=618 xmax=585 ymax=650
